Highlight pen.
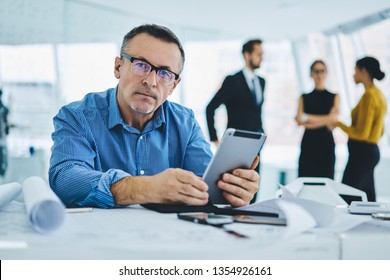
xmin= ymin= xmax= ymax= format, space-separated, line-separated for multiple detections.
xmin=213 ymin=224 xmax=248 ymax=239
xmin=66 ymin=207 xmax=93 ymax=213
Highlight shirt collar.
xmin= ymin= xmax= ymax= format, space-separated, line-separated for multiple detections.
xmin=242 ymin=67 xmax=256 ymax=80
xmin=108 ymin=86 xmax=166 ymax=132
xmin=142 ymin=104 xmax=165 ymax=133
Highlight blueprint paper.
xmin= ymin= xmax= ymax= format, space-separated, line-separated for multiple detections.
xmin=0 ymin=182 xmax=22 ymax=209
xmin=22 ymin=176 xmax=65 ymax=233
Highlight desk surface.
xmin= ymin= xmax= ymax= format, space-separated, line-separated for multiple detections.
xmin=0 ymin=202 xmax=389 ymax=260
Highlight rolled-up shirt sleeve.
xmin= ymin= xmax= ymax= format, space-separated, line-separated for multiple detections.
xmin=49 ymin=106 xmax=128 ymax=208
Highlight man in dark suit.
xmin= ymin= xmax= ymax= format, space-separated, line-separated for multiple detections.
xmin=206 ymin=39 xmax=265 ymax=202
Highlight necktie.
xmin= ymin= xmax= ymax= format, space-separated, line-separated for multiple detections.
xmin=251 ymin=78 xmax=258 ymax=104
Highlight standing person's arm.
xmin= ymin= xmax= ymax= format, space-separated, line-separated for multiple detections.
xmin=206 ymin=77 xmax=231 ymax=145
xmin=295 ymin=95 xmax=306 ymax=125
xmin=296 ymin=95 xmax=340 ymax=129
xmin=337 ymin=94 xmax=375 ymax=140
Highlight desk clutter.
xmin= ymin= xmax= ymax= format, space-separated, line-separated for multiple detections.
xmin=1 ymin=177 xmax=390 ymax=260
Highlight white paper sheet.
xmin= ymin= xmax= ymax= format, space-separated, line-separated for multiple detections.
xmin=238 ymin=197 xmax=335 ymax=237
xmin=276 ymin=199 xmax=316 ymax=237
xmin=280 ymin=185 xmax=294 ymax=198
xmin=0 ymin=240 xmax=28 ymax=249
xmin=22 ymin=176 xmax=65 ymax=233
xmin=0 ymin=182 xmax=22 ymax=209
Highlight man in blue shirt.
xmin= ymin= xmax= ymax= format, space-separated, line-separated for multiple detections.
xmin=49 ymin=24 xmax=259 ymax=209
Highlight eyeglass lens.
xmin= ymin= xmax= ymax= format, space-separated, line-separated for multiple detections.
xmin=132 ymin=60 xmax=175 ymax=84
xmin=312 ymin=69 xmax=326 ymax=74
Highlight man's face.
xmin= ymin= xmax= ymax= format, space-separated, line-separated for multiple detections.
xmin=247 ymin=43 xmax=263 ymax=70
xmin=114 ymin=33 xmax=182 ymax=121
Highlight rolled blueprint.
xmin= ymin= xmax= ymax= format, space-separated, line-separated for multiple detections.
xmin=0 ymin=182 xmax=22 ymax=209
xmin=22 ymin=176 xmax=65 ymax=233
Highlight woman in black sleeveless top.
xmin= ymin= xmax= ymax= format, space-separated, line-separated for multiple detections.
xmin=295 ymin=60 xmax=339 ymax=178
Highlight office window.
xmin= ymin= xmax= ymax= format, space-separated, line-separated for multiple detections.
xmin=57 ymin=43 xmax=118 ymax=103
xmin=0 ymin=44 xmax=57 ymax=156
xmin=0 ymin=43 xmax=120 ymax=156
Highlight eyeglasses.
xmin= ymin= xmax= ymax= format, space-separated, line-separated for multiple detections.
xmin=121 ymin=53 xmax=180 ymax=85
xmin=312 ymin=69 xmax=326 ymax=75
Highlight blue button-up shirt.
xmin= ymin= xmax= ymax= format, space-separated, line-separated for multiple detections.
xmin=49 ymin=87 xmax=213 ymax=208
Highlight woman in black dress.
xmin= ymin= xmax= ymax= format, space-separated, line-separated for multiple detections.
xmin=295 ymin=60 xmax=339 ymax=178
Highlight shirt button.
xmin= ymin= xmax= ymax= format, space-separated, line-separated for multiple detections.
xmin=140 ymin=170 xmax=145 ymax=175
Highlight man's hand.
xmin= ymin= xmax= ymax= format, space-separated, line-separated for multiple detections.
xmin=152 ymin=168 xmax=209 ymax=205
xmin=111 ymin=168 xmax=208 ymax=206
xmin=217 ymin=156 xmax=260 ymax=207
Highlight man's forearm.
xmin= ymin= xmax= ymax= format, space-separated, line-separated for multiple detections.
xmin=110 ymin=176 xmax=154 ymax=205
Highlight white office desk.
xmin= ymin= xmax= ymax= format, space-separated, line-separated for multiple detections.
xmin=0 ymin=202 xmax=389 ymax=260
xmin=340 ymin=221 xmax=390 ymax=259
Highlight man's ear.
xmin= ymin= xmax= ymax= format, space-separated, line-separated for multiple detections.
xmin=168 ymin=77 xmax=181 ymax=95
xmin=114 ymin=57 xmax=122 ymax=79
xmin=243 ymin=52 xmax=250 ymax=62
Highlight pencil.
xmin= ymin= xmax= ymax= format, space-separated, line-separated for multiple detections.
xmin=66 ymin=207 xmax=93 ymax=213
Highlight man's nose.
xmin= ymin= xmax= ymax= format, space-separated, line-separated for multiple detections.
xmin=142 ymin=69 xmax=158 ymax=87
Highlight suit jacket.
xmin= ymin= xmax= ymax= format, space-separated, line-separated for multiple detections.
xmin=206 ymin=70 xmax=265 ymax=141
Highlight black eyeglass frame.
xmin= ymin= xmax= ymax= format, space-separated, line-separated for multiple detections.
xmin=121 ymin=53 xmax=180 ymax=82
xmin=311 ymin=69 xmax=326 ymax=75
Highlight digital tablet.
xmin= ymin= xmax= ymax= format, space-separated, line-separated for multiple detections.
xmin=203 ymin=128 xmax=267 ymax=204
